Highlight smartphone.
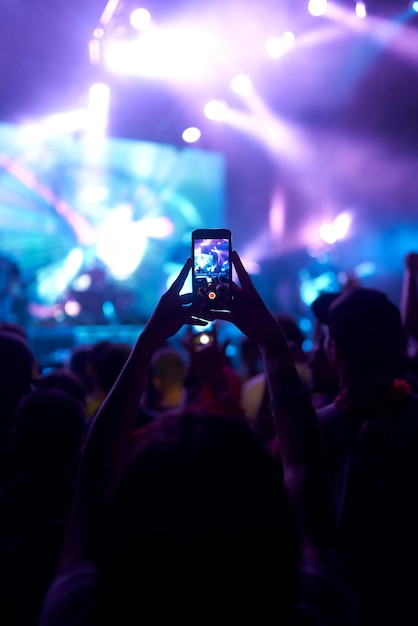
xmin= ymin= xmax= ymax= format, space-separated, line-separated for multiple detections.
xmin=192 ymin=228 xmax=232 ymax=310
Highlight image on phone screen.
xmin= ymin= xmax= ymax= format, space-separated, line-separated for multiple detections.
xmin=192 ymin=232 xmax=231 ymax=309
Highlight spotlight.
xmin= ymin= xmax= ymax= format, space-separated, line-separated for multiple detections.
xmin=182 ymin=127 xmax=201 ymax=143
xmin=230 ymin=74 xmax=252 ymax=95
xmin=411 ymin=0 xmax=418 ymax=12
xmin=265 ymin=32 xmax=295 ymax=59
xmin=130 ymin=8 xmax=151 ymax=31
xmin=355 ymin=1 xmax=367 ymax=19
xmin=308 ymin=0 xmax=327 ymax=17
xmin=204 ymin=100 xmax=228 ymax=121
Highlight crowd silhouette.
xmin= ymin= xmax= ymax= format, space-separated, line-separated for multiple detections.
xmin=1 ymin=249 xmax=418 ymax=625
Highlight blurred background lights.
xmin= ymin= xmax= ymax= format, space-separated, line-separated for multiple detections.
xmin=231 ymin=74 xmax=252 ymax=95
xmin=204 ymin=100 xmax=229 ymax=121
xmin=89 ymin=82 xmax=110 ymax=101
xmin=64 ymin=300 xmax=82 ymax=317
xmin=198 ymin=332 xmax=212 ymax=346
xmin=320 ymin=211 xmax=353 ymax=244
xmin=332 ymin=211 xmax=353 ymax=240
xmin=72 ymin=274 xmax=92 ymax=292
xmin=182 ymin=126 xmax=201 ymax=143
xmin=265 ymin=32 xmax=295 ymax=59
xmin=412 ymin=0 xmax=418 ymax=11
xmin=320 ymin=223 xmax=337 ymax=244
xmin=355 ymin=2 xmax=367 ymax=19
xmin=130 ymin=8 xmax=152 ymax=30
xmin=79 ymin=186 xmax=110 ymax=204
xmin=308 ymin=0 xmax=328 ymax=17
xmin=105 ymin=30 xmax=210 ymax=80
xmin=88 ymin=83 xmax=110 ymax=135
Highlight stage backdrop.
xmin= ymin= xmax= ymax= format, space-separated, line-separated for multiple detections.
xmin=0 ymin=122 xmax=226 ymax=327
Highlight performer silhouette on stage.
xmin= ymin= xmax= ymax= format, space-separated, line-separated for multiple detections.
xmin=0 ymin=255 xmax=26 ymax=325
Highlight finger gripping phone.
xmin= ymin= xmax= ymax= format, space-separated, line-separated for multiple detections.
xmin=192 ymin=228 xmax=232 ymax=310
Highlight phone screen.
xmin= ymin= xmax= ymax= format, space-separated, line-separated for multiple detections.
xmin=192 ymin=229 xmax=232 ymax=309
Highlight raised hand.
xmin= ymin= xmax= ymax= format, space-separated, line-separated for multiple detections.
xmin=142 ymin=258 xmax=206 ymax=347
xmin=207 ymin=251 xmax=284 ymax=351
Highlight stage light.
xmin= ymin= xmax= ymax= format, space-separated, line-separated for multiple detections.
xmin=231 ymin=74 xmax=252 ymax=95
xmin=320 ymin=223 xmax=337 ymax=244
xmin=96 ymin=204 xmax=148 ymax=279
xmin=105 ymin=30 xmax=210 ymax=80
xmin=319 ymin=211 xmax=352 ymax=245
xmin=21 ymin=110 xmax=88 ymax=141
xmin=64 ymin=300 xmax=82 ymax=317
xmin=89 ymin=38 xmax=101 ymax=65
xmin=88 ymin=83 xmax=110 ymax=113
xmin=333 ymin=211 xmax=352 ymax=240
xmin=79 ymin=186 xmax=110 ymax=204
xmin=204 ymin=100 xmax=228 ymax=121
xmin=355 ymin=1 xmax=367 ymax=19
xmin=412 ymin=0 xmax=418 ymax=12
xmin=130 ymin=8 xmax=151 ymax=31
xmin=182 ymin=127 xmax=201 ymax=143
xmin=308 ymin=0 xmax=327 ymax=17
xmin=87 ymin=83 xmax=110 ymax=135
xmin=73 ymin=274 xmax=92 ymax=292
xmin=265 ymin=32 xmax=295 ymax=59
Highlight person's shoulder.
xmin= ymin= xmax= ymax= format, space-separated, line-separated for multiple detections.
xmin=39 ymin=562 xmax=97 ymax=626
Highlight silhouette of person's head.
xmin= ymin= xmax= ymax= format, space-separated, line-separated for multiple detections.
xmin=15 ymin=388 xmax=85 ymax=479
xmin=94 ymin=343 xmax=132 ymax=394
xmin=0 ymin=330 xmax=34 ymax=420
xmin=315 ymin=287 xmax=403 ymax=377
xmin=146 ymin=346 xmax=185 ymax=410
xmin=94 ymin=412 xmax=298 ymax=623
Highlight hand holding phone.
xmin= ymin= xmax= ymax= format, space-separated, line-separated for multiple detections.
xmin=192 ymin=228 xmax=232 ymax=311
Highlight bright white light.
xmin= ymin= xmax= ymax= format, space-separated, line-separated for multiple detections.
xmin=105 ymin=27 xmax=213 ymax=80
xmin=265 ymin=32 xmax=295 ymax=59
xmin=320 ymin=223 xmax=337 ymax=244
xmin=319 ymin=212 xmax=352 ymax=244
xmin=139 ymin=217 xmax=174 ymax=238
xmin=355 ymin=1 xmax=367 ymax=19
xmin=198 ymin=333 xmax=212 ymax=346
xmin=231 ymin=74 xmax=252 ymax=95
xmin=182 ymin=127 xmax=201 ymax=143
xmin=37 ymin=248 xmax=84 ymax=303
xmin=72 ymin=274 xmax=92 ymax=292
xmin=96 ymin=204 xmax=148 ymax=279
xmin=64 ymin=300 xmax=82 ymax=317
xmin=89 ymin=82 xmax=110 ymax=103
xmin=204 ymin=100 xmax=228 ymax=121
xmin=93 ymin=28 xmax=104 ymax=39
xmin=89 ymin=39 xmax=101 ymax=65
xmin=308 ymin=0 xmax=328 ymax=17
xmin=79 ymin=186 xmax=110 ymax=204
xmin=130 ymin=8 xmax=152 ymax=30
xmin=88 ymin=83 xmax=110 ymax=135
xmin=21 ymin=110 xmax=89 ymax=141
xmin=283 ymin=31 xmax=295 ymax=44
xmin=412 ymin=0 xmax=418 ymax=11
xmin=333 ymin=211 xmax=352 ymax=240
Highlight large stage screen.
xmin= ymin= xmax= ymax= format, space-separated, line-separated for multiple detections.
xmin=0 ymin=122 xmax=226 ymax=327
